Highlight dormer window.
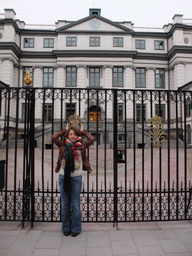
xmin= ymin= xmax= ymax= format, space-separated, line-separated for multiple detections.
xmin=89 ymin=8 xmax=101 ymax=16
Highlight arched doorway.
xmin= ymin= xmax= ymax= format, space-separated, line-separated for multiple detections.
xmin=88 ymin=106 xmax=101 ymax=121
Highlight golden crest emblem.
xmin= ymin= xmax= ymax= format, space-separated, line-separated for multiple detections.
xmin=149 ymin=115 xmax=165 ymax=147
xmin=24 ymin=70 xmax=32 ymax=86
xmin=69 ymin=114 xmax=81 ymax=129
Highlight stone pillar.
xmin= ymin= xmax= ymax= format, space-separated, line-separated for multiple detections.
xmin=174 ymin=62 xmax=186 ymax=89
xmin=55 ymin=65 xmax=65 ymax=88
xmin=33 ymin=66 xmax=43 ymax=120
xmin=19 ymin=65 xmax=23 ymax=87
xmin=103 ymin=66 xmax=112 ymax=88
xmin=124 ymin=65 xmax=133 ymax=89
xmin=77 ymin=65 xmax=86 ymax=88
xmin=13 ymin=63 xmax=19 ymax=87
xmin=146 ymin=67 xmax=155 ymax=89
xmin=2 ymin=58 xmax=14 ymax=86
xmin=33 ymin=66 xmax=43 ymax=87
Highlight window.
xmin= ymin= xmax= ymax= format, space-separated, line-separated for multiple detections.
xmin=135 ymin=39 xmax=145 ymax=49
xmin=155 ymin=69 xmax=165 ymax=88
xmin=66 ymin=103 xmax=76 ymax=121
xmin=136 ymin=68 xmax=146 ymax=88
xmin=117 ymin=103 xmax=123 ymax=122
xmin=113 ymin=67 xmax=123 ymax=87
xmin=155 ymin=104 xmax=166 ymax=122
xmin=23 ymin=67 xmax=33 ymax=87
xmin=66 ymin=37 xmax=77 ymax=46
xmin=155 ymin=40 xmax=164 ymax=50
xmin=186 ymin=99 xmax=191 ymax=118
xmin=43 ymin=68 xmax=53 ymax=87
xmin=66 ymin=67 xmax=77 ymax=87
xmin=43 ymin=104 xmax=53 ymax=122
xmin=90 ymin=37 xmax=100 ymax=47
xmin=113 ymin=37 xmax=123 ymax=47
xmin=118 ymin=134 xmax=125 ymax=142
xmin=44 ymin=38 xmax=54 ymax=48
xmin=24 ymin=38 xmax=34 ymax=48
xmin=89 ymin=68 xmax=100 ymax=87
xmin=136 ymin=104 xmax=146 ymax=122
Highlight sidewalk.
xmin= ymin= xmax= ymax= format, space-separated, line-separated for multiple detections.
xmin=0 ymin=221 xmax=192 ymax=256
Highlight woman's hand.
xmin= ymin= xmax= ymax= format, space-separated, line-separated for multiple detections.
xmin=66 ymin=123 xmax=69 ymax=130
xmin=80 ymin=123 xmax=83 ymax=131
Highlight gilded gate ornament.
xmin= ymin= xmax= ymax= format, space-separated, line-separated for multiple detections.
xmin=69 ymin=114 xmax=81 ymax=129
xmin=149 ymin=115 xmax=165 ymax=147
xmin=24 ymin=70 xmax=32 ymax=86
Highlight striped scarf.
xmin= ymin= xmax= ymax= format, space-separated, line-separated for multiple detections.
xmin=63 ymin=137 xmax=83 ymax=193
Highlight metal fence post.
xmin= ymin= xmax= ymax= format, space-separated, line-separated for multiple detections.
xmin=113 ymin=89 xmax=118 ymax=228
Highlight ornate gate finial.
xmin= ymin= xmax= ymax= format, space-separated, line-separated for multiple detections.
xmin=24 ymin=70 xmax=32 ymax=87
xmin=149 ymin=115 xmax=165 ymax=147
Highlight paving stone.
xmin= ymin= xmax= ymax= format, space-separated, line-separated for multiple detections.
xmin=137 ymin=245 xmax=166 ymax=256
xmin=0 ymin=248 xmax=9 ymax=256
xmin=109 ymin=230 xmax=132 ymax=241
xmin=152 ymin=230 xmax=178 ymax=240
xmin=133 ymin=235 xmax=159 ymax=247
xmin=59 ymin=241 xmax=86 ymax=256
xmin=36 ymin=232 xmax=63 ymax=249
xmin=159 ymin=239 xmax=190 ymax=254
xmin=87 ymin=234 xmax=111 ymax=248
xmin=0 ymin=235 xmax=18 ymax=249
xmin=87 ymin=247 xmax=113 ymax=256
xmin=111 ymin=240 xmax=138 ymax=255
xmin=32 ymin=248 xmax=60 ymax=256
xmin=174 ymin=230 xmax=192 ymax=245
xmin=5 ymin=241 xmax=37 ymax=256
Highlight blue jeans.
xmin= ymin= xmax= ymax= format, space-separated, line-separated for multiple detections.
xmin=59 ymin=174 xmax=82 ymax=233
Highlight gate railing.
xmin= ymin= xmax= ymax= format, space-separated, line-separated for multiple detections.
xmin=0 ymin=88 xmax=192 ymax=227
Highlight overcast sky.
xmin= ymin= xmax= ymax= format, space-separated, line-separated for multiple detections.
xmin=1 ymin=0 xmax=192 ymax=28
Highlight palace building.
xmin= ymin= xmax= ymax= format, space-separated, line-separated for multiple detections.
xmin=0 ymin=8 xmax=192 ymax=146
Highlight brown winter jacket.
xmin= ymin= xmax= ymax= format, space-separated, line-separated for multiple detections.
xmin=51 ymin=129 xmax=94 ymax=173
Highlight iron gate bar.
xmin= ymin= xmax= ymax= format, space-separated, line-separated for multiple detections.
xmin=113 ymin=89 xmax=118 ymax=225
xmin=133 ymin=91 xmax=136 ymax=222
xmin=14 ymin=89 xmax=19 ymax=221
xmin=104 ymin=90 xmax=107 ymax=222
xmin=124 ymin=90 xmax=127 ymax=221
xmin=167 ymin=91 xmax=170 ymax=220
xmin=158 ymin=91 xmax=162 ymax=221
xmin=41 ymin=89 xmax=46 ymax=222
xmin=96 ymin=90 xmax=99 ymax=222
xmin=150 ymin=91 xmax=153 ymax=220
xmin=30 ymin=88 xmax=35 ymax=227
xmin=141 ymin=91 xmax=144 ymax=221
xmin=87 ymin=89 xmax=90 ymax=222
xmin=51 ymin=89 xmax=55 ymax=222
xmin=184 ymin=92 xmax=187 ymax=218
xmin=5 ymin=89 xmax=11 ymax=221
xmin=176 ymin=91 xmax=179 ymax=219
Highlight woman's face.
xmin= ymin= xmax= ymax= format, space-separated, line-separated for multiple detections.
xmin=68 ymin=129 xmax=78 ymax=141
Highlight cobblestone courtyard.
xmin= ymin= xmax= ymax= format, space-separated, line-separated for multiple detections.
xmin=1 ymin=147 xmax=192 ymax=191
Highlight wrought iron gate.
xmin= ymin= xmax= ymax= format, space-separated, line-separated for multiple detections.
xmin=0 ymin=87 xmax=192 ymax=227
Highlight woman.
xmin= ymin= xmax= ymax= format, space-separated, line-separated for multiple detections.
xmin=51 ymin=124 xmax=94 ymax=237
